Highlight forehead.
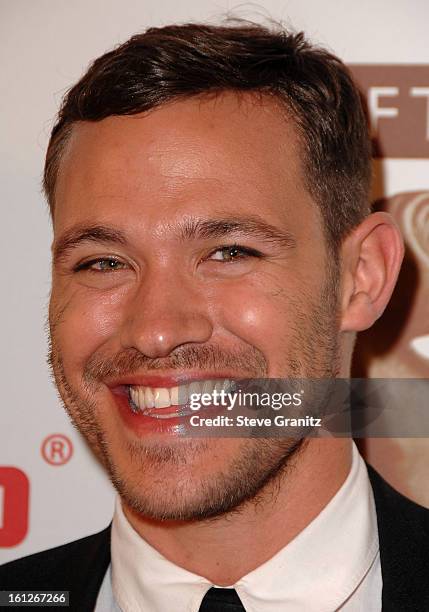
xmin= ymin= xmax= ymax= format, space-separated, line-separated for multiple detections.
xmin=54 ymin=91 xmax=317 ymax=232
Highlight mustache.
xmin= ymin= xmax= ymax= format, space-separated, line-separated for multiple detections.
xmin=82 ymin=344 xmax=268 ymax=383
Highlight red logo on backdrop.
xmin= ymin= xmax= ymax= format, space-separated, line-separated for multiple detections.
xmin=41 ymin=434 xmax=73 ymax=466
xmin=0 ymin=467 xmax=30 ymax=547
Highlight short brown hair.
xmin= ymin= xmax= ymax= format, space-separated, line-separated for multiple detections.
xmin=44 ymin=21 xmax=371 ymax=251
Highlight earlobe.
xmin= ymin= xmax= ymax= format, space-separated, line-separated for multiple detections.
xmin=340 ymin=212 xmax=404 ymax=332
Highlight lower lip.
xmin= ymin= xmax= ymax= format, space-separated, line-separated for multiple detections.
xmin=111 ymin=387 xmax=216 ymax=436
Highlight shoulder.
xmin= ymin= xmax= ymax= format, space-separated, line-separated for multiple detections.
xmin=367 ymin=463 xmax=429 ymax=534
xmin=0 ymin=526 xmax=111 ymax=595
xmin=367 ymin=464 xmax=429 ymax=610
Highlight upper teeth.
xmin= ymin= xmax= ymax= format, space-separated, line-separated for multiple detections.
xmin=129 ymin=380 xmax=232 ymax=411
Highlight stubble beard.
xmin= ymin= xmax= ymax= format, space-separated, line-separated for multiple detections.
xmin=48 ymin=270 xmax=341 ymax=522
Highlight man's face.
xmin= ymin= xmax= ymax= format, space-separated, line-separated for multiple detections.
xmin=49 ymin=92 xmax=341 ymax=520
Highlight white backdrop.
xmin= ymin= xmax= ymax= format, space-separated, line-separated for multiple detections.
xmin=1 ymin=0 xmax=428 ymax=564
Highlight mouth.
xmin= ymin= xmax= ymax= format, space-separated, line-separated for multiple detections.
xmin=127 ymin=379 xmax=234 ymax=419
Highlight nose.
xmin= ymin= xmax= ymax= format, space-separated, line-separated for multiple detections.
xmin=120 ymin=269 xmax=214 ymax=358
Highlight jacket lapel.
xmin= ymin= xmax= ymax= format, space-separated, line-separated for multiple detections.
xmin=367 ymin=464 xmax=429 ymax=611
xmin=69 ymin=525 xmax=111 ymax=611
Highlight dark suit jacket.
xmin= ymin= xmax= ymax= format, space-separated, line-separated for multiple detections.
xmin=1 ymin=465 xmax=428 ymax=611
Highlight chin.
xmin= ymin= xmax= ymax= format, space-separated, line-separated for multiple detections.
xmin=100 ymin=435 xmax=304 ymax=521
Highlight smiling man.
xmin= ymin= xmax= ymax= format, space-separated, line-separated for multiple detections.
xmin=1 ymin=21 xmax=428 ymax=612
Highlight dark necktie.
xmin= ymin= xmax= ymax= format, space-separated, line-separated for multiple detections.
xmin=198 ymin=587 xmax=246 ymax=611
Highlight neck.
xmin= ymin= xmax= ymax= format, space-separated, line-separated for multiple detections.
xmin=122 ymin=438 xmax=352 ymax=585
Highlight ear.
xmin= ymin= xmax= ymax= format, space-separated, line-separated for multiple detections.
xmin=340 ymin=212 xmax=404 ymax=332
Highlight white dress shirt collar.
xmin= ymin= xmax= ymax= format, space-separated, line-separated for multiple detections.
xmin=109 ymin=443 xmax=380 ymax=612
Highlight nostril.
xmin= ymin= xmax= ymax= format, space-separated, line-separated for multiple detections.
xmin=120 ymin=305 xmax=214 ymax=359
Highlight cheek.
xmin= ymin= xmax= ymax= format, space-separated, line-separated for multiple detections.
xmin=212 ymin=276 xmax=294 ymax=361
xmin=50 ymin=285 xmax=127 ymax=369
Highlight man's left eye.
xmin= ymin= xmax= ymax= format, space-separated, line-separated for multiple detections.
xmin=207 ymin=246 xmax=261 ymax=262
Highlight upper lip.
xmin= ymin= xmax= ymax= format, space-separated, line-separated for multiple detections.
xmin=105 ymin=371 xmax=244 ymax=389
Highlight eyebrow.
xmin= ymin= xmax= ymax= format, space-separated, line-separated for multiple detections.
xmin=53 ymin=225 xmax=128 ymax=264
xmin=52 ymin=216 xmax=295 ymax=263
xmin=178 ymin=216 xmax=295 ymax=248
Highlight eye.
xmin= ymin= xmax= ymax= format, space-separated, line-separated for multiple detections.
xmin=207 ymin=245 xmax=262 ymax=262
xmin=74 ymin=257 xmax=128 ymax=273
